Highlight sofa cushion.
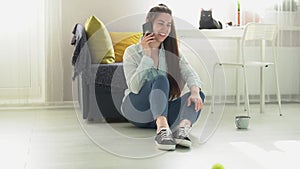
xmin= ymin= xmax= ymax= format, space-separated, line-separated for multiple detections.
xmin=110 ymin=32 xmax=142 ymax=62
xmin=85 ymin=16 xmax=115 ymax=64
xmin=94 ymin=63 xmax=128 ymax=122
xmin=94 ymin=63 xmax=126 ymax=88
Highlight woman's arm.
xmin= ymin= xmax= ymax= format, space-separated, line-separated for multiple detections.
xmin=179 ymin=53 xmax=204 ymax=111
xmin=188 ymin=85 xmax=203 ymax=112
xmin=123 ymin=45 xmax=154 ymax=94
xmin=179 ymin=53 xmax=203 ymax=89
xmin=190 ymin=85 xmax=200 ymax=94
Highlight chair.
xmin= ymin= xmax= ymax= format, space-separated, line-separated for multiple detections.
xmin=211 ymin=23 xmax=282 ymax=116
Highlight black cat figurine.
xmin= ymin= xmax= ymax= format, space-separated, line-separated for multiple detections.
xmin=199 ymin=9 xmax=222 ymax=29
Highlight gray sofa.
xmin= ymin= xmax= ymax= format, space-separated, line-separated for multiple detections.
xmin=72 ymin=23 xmax=128 ymax=122
xmin=77 ymin=63 xmax=128 ymax=122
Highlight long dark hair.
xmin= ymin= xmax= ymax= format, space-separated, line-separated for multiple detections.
xmin=146 ymin=4 xmax=183 ymax=100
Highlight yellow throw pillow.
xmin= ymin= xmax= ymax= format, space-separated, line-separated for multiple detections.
xmin=85 ymin=16 xmax=115 ymax=64
xmin=109 ymin=32 xmax=142 ymax=62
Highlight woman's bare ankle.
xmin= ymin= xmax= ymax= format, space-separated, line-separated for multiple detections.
xmin=156 ymin=116 xmax=169 ymax=133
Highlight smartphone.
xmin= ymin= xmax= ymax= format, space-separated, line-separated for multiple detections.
xmin=142 ymin=22 xmax=153 ymax=36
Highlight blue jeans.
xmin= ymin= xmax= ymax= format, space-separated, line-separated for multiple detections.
xmin=121 ymin=74 xmax=205 ymax=130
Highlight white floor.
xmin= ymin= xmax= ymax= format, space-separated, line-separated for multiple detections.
xmin=0 ymin=103 xmax=300 ymax=169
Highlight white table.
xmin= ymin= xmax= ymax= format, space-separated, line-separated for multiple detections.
xmin=177 ymin=27 xmax=244 ymax=39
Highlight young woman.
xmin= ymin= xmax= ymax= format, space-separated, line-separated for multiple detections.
xmin=121 ymin=4 xmax=205 ymax=151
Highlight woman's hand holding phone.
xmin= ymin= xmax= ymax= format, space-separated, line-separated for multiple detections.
xmin=141 ymin=22 xmax=155 ymax=57
xmin=141 ymin=33 xmax=154 ymax=57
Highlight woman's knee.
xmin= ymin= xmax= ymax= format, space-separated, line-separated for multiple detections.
xmin=154 ymin=75 xmax=169 ymax=85
xmin=152 ymin=74 xmax=169 ymax=92
xmin=155 ymin=74 xmax=168 ymax=81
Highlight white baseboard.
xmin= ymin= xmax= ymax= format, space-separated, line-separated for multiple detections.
xmin=0 ymin=101 xmax=77 ymax=110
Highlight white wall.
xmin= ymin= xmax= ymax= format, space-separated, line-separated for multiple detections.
xmin=62 ymin=0 xmax=300 ymax=101
xmin=62 ymin=0 xmax=238 ymax=101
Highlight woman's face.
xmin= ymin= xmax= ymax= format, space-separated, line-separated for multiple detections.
xmin=152 ymin=13 xmax=172 ymax=43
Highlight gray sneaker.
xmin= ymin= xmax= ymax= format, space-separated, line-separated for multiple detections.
xmin=173 ymin=126 xmax=192 ymax=148
xmin=155 ymin=128 xmax=176 ymax=151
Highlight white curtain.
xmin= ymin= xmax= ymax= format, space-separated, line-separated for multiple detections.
xmin=0 ymin=0 xmax=64 ymax=105
xmin=44 ymin=0 xmax=64 ymax=104
xmin=0 ymin=0 xmax=45 ymax=105
xmin=240 ymin=0 xmax=300 ymax=103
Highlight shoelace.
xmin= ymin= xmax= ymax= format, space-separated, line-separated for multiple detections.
xmin=159 ymin=128 xmax=173 ymax=141
xmin=178 ymin=126 xmax=191 ymax=137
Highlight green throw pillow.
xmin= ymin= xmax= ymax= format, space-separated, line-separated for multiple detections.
xmin=85 ymin=16 xmax=115 ymax=64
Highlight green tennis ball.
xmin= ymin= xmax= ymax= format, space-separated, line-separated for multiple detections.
xmin=211 ymin=163 xmax=225 ymax=169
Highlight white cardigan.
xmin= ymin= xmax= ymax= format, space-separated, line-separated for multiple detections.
xmin=122 ymin=43 xmax=203 ymax=98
